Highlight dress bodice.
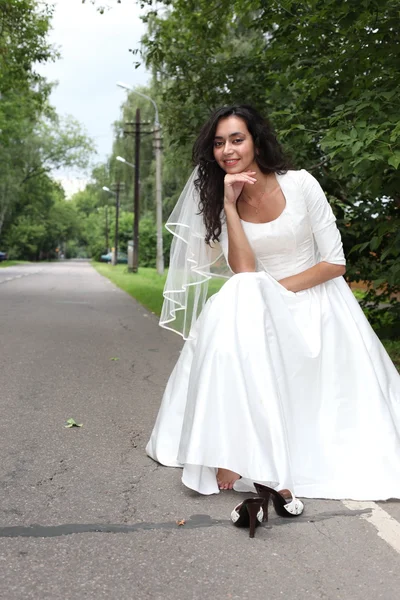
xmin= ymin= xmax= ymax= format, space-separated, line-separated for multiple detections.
xmin=219 ymin=169 xmax=346 ymax=281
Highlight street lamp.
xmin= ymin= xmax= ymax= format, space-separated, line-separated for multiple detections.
xmin=116 ymin=156 xmax=135 ymax=169
xmin=102 ymin=185 xmax=120 ymax=266
xmin=117 ymin=81 xmax=164 ymax=275
xmin=117 ymin=82 xmax=160 ymax=127
xmin=117 ymin=155 xmax=139 ymax=273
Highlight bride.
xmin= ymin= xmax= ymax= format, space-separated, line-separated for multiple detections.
xmin=146 ymin=104 xmax=400 ymax=503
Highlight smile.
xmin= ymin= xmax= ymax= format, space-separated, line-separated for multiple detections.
xmin=224 ymin=159 xmax=240 ymax=165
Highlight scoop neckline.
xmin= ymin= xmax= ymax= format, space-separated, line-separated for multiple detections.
xmin=239 ymin=173 xmax=287 ymax=225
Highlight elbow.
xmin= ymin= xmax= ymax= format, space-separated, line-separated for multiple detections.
xmin=337 ymin=264 xmax=346 ymax=277
xmin=328 ymin=262 xmax=346 ymax=278
xmin=230 ymin=262 xmax=256 ymax=274
xmin=228 ymin=255 xmax=256 ymax=274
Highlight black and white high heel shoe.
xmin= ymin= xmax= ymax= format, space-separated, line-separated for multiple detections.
xmin=253 ymin=483 xmax=304 ymax=520
xmin=230 ymin=498 xmax=265 ymax=538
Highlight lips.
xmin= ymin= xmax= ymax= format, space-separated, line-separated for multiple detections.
xmin=224 ymin=159 xmax=240 ymax=166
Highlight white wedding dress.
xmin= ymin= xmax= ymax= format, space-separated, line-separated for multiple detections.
xmin=146 ymin=169 xmax=400 ymax=500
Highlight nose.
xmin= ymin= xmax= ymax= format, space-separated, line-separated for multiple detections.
xmin=222 ymin=141 xmax=234 ymax=155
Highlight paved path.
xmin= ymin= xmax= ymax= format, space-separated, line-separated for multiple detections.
xmin=0 ymin=261 xmax=399 ymax=600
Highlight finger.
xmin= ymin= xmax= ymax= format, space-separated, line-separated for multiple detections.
xmin=236 ymin=177 xmax=256 ymax=184
xmin=225 ymin=171 xmax=256 ymax=178
xmin=225 ymin=175 xmax=257 ymax=184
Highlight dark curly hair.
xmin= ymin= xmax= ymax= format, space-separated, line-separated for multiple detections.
xmin=192 ymin=104 xmax=292 ymax=244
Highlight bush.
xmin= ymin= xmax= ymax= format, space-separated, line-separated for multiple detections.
xmin=138 ymin=216 xmax=172 ymax=268
xmin=65 ymin=241 xmax=88 ymax=259
xmin=138 ymin=217 xmax=157 ymax=267
xmin=88 ymin=240 xmax=107 ymax=262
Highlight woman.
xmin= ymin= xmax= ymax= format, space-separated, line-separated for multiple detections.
xmin=146 ymin=105 xmax=400 ymax=503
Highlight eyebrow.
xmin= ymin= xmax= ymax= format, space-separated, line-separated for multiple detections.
xmin=214 ymin=131 xmax=246 ymax=139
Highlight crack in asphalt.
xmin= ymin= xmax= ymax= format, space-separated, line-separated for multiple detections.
xmin=35 ymin=459 xmax=69 ymax=506
xmin=36 ymin=460 xmax=68 ymax=489
xmin=119 ymin=463 xmax=160 ymax=523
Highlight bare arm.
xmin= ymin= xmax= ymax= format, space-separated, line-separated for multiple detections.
xmin=224 ymin=171 xmax=257 ymax=273
xmin=225 ymin=204 xmax=256 ymax=272
xmin=279 ymin=262 xmax=346 ymax=293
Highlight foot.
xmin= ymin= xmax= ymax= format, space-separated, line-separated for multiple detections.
xmin=216 ymin=468 xmax=241 ymax=490
xmin=278 ymin=489 xmax=293 ymax=500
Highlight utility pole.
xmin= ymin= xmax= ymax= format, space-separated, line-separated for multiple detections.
xmin=155 ymin=124 xmax=164 ymax=275
xmin=112 ymin=181 xmax=120 ymax=266
xmin=122 ymin=114 xmax=153 ymax=273
xmin=132 ymin=108 xmax=140 ymax=273
xmin=116 ymin=83 xmax=164 ymax=275
xmin=105 ymin=205 xmax=109 ymax=252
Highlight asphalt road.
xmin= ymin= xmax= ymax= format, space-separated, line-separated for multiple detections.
xmin=1 ymin=261 xmax=399 ymax=600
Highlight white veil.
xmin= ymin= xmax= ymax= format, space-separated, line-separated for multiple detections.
xmin=160 ymin=167 xmax=232 ymax=340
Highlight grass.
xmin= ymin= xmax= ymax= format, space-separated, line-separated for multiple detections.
xmin=93 ymin=262 xmax=399 ymax=369
xmin=92 ymin=263 xmax=168 ymax=314
xmin=92 ymin=262 xmax=227 ymax=315
xmin=0 ymin=260 xmax=29 ymax=268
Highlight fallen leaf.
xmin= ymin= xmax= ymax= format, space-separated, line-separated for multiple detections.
xmin=176 ymin=519 xmax=186 ymax=526
xmin=110 ymin=357 xmax=120 ymax=361
xmin=65 ymin=418 xmax=83 ymax=428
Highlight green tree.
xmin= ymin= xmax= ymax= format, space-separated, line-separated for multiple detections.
xmin=4 ymin=175 xmax=77 ymax=260
xmin=21 ymin=115 xmax=94 ymax=185
xmin=0 ymin=0 xmax=55 ymax=120
xmin=0 ymin=0 xmax=94 ymax=256
xmin=0 ymin=115 xmax=95 ymax=241
xmin=0 ymin=0 xmax=56 ymax=238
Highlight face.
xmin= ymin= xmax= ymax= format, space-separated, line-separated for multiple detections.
xmin=213 ymin=116 xmax=257 ymax=173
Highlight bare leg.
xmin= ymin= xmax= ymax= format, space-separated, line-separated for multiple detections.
xmin=216 ymin=468 xmax=241 ymax=490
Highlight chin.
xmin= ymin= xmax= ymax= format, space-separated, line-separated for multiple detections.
xmin=222 ymin=163 xmax=242 ymax=172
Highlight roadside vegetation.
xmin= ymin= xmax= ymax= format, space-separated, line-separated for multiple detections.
xmin=0 ymin=1 xmax=94 ymax=262
xmin=0 ymin=261 xmax=28 ymax=268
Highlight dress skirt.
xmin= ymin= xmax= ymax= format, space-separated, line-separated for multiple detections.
xmin=146 ymin=271 xmax=400 ymax=500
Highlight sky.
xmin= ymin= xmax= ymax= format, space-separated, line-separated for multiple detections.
xmin=38 ymin=0 xmax=149 ymax=196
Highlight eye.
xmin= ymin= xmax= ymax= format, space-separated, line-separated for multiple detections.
xmin=213 ymin=141 xmax=223 ymax=147
xmin=233 ymin=138 xmax=244 ymax=144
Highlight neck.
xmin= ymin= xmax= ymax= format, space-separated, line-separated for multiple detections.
xmin=243 ymin=171 xmax=276 ymax=198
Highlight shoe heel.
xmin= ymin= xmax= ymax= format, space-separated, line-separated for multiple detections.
xmin=261 ymin=495 xmax=270 ymax=522
xmin=246 ymin=500 xmax=262 ymax=538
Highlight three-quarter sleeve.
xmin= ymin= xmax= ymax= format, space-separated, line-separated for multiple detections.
xmin=300 ymin=169 xmax=346 ymax=266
